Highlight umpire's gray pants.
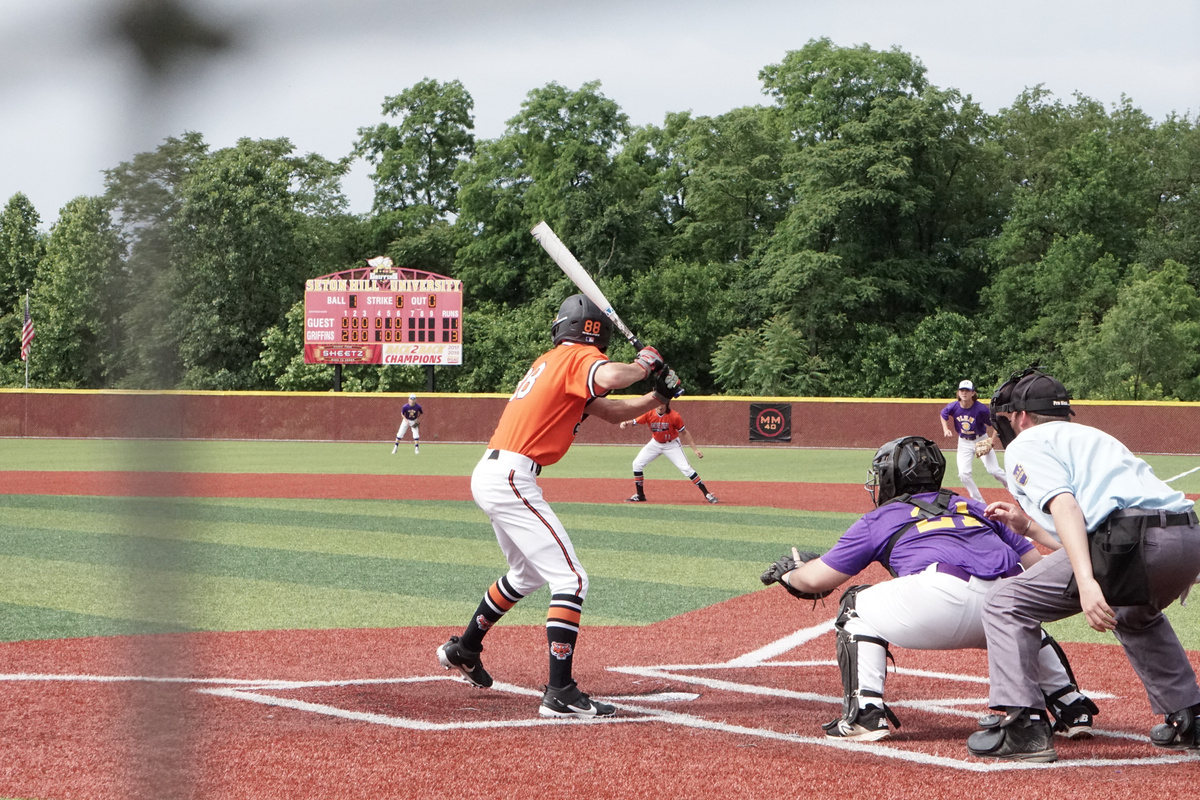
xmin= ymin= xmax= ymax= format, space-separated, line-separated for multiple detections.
xmin=982 ymin=521 xmax=1200 ymax=714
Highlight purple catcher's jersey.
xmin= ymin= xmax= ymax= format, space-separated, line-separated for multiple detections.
xmin=941 ymin=400 xmax=991 ymax=440
xmin=820 ymin=491 xmax=1033 ymax=579
xmin=402 ymin=403 xmax=422 ymax=421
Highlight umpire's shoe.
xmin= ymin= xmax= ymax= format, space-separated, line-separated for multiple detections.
xmin=437 ymin=636 xmax=493 ymax=688
xmin=538 ymin=681 xmax=616 ymax=719
xmin=967 ymin=707 xmax=1056 ymax=762
xmin=1150 ymin=703 xmax=1200 ymax=750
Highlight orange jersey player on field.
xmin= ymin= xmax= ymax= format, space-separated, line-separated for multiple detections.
xmin=620 ymin=402 xmax=717 ymax=504
xmin=437 ymin=294 xmax=683 ymax=718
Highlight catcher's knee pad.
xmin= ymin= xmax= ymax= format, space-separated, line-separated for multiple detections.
xmin=834 ymin=585 xmax=893 ymax=723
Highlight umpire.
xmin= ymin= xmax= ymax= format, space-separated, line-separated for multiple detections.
xmin=968 ymin=369 xmax=1200 ymax=762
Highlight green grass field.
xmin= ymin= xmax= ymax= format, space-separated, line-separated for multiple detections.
xmin=1 ymin=439 xmax=1198 ymax=649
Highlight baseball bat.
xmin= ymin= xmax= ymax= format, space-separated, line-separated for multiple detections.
xmin=530 ymin=221 xmax=645 ymax=350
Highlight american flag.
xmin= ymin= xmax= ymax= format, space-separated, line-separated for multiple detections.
xmin=20 ymin=293 xmax=34 ymax=362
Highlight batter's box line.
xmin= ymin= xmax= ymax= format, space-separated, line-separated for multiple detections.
xmin=608 ymin=665 xmax=1192 ymax=769
xmin=198 ymin=678 xmax=666 ymax=731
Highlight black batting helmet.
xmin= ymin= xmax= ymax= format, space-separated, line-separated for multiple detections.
xmin=865 ymin=436 xmax=946 ymax=507
xmin=551 ymin=294 xmax=613 ymax=352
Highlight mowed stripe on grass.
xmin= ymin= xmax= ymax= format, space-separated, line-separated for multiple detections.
xmin=0 ymin=494 xmax=855 ymax=642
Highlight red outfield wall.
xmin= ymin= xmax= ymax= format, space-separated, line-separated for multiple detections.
xmin=2 ymin=390 xmax=1200 ymax=454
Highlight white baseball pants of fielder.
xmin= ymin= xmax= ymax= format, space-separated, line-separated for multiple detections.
xmin=844 ymin=564 xmax=1075 ymax=705
xmin=396 ymin=419 xmax=420 ymax=441
xmin=955 ymin=437 xmax=1006 ymax=502
xmin=632 ymin=438 xmax=694 ymax=476
xmin=470 ymin=450 xmax=588 ymax=600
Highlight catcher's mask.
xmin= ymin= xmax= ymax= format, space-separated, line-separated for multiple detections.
xmin=990 ymin=367 xmax=1074 ymax=446
xmin=865 ymin=436 xmax=946 ymax=507
xmin=551 ymin=294 xmax=613 ymax=353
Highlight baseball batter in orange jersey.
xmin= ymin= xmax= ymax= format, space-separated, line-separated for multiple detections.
xmin=437 ymin=294 xmax=683 ymax=719
xmin=620 ymin=402 xmax=717 ymax=504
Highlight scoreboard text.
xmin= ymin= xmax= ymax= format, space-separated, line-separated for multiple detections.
xmin=303 ymin=267 xmax=463 ymax=366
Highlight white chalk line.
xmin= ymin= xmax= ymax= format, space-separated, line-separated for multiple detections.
xmin=0 ymin=620 xmax=1193 ymax=769
xmin=1165 ymin=464 xmax=1200 ymax=483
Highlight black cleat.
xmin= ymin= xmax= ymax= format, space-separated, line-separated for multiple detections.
xmin=436 ymin=636 xmax=492 ymax=688
xmin=538 ymin=682 xmax=616 ymax=718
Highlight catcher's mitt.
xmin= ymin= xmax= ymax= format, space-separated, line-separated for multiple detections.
xmin=760 ymin=549 xmax=833 ymax=601
xmin=974 ymin=437 xmax=994 ymax=457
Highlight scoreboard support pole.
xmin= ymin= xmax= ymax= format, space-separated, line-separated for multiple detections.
xmin=334 ymin=364 xmax=343 ymax=393
xmin=426 ymin=365 xmax=435 ymax=393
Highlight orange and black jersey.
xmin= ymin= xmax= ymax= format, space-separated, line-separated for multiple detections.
xmin=487 ymin=343 xmax=609 ymax=467
xmin=633 ymin=407 xmax=686 ymax=444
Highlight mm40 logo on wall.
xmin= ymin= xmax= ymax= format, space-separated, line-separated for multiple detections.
xmin=749 ymin=403 xmax=791 ymax=442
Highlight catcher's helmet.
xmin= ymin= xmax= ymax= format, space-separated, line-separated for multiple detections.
xmin=990 ymin=367 xmax=1073 ymax=446
xmin=551 ymin=294 xmax=612 ymax=352
xmin=865 ymin=436 xmax=946 ymax=507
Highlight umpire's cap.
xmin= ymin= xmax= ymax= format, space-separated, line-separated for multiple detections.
xmin=993 ymin=369 xmax=1074 ymax=418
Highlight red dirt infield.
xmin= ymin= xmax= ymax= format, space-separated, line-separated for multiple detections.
xmin=3 ymin=472 xmax=1200 ymax=799
xmin=1 ymin=470 xmax=880 ymax=512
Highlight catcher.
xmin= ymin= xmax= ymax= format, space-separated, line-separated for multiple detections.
xmin=760 ymin=435 xmax=1098 ymax=741
xmin=939 ymin=379 xmax=1007 ymax=502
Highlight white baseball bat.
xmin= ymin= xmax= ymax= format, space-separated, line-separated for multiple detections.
xmin=530 ymin=221 xmax=645 ymax=350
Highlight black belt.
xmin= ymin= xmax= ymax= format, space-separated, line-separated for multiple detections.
xmin=1107 ymin=508 xmax=1198 ymax=528
xmin=935 ymin=562 xmax=1022 ymax=582
xmin=487 ymin=448 xmax=541 ymax=476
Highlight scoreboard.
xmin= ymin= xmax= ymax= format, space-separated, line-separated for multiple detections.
xmin=303 ymin=262 xmax=463 ymax=365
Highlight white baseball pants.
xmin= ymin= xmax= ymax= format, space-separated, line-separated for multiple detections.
xmin=955 ymin=437 xmax=1005 ymax=502
xmin=470 ymin=450 xmax=588 ymax=599
xmin=396 ymin=419 xmax=420 ymax=441
xmin=633 ymin=438 xmax=694 ymax=476
xmin=846 ymin=565 xmax=1075 ymax=704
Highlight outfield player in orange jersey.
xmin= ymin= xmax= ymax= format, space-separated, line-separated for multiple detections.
xmin=620 ymin=401 xmax=717 ymax=504
xmin=437 ymin=294 xmax=683 ymax=718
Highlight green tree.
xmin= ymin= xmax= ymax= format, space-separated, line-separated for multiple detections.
xmin=672 ymin=106 xmax=791 ymax=264
xmin=711 ymin=316 xmax=826 ymax=396
xmin=355 ymin=78 xmax=476 ymax=219
xmin=170 ymin=137 xmax=344 ymax=389
xmin=103 ymin=132 xmax=210 ymax=387
xmin=26 ymin=197 xmax=124 ymax=387
xmin=0 ymin=193 xmax=44 ymax=370
xmin=454 ymin=81 xmax=641 ymax=305
xmin=855 ymin=312 xmax=1003 ymax=398
xmin=1060 ymin=261 xmax=1200 ymax=400
xmin=744 ymin=39 xmax=1003 ymax=393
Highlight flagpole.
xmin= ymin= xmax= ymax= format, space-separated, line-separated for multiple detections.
xmin=23 ymin=290 xmax=30 ymax=389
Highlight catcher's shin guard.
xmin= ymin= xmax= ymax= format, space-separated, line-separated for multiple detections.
xmin=832 ymin=585 xmax=899 ymax=729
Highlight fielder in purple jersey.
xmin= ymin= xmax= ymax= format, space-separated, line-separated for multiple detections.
xmin=392 ymin=393 xmax=423 ymax=454
xmin=761 ymin=436 xmax=1096 ymax=742
xmin=940 ymin=379 xmax=1007 ymax=501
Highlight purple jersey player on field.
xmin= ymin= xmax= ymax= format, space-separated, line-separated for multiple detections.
xmin=392 ymin=393 xmax=423 ymax=454
xmin=760 ymin=436 xmax=1096 ymax=743
xmin=940 ymin=379 xmax=1007 ymax=501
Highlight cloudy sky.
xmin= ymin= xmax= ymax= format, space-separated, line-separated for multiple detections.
xmin=2 ymin=0 xmax=1198 ymax=227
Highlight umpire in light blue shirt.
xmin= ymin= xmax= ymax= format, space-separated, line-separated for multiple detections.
xmin=965 ymin=368 xmax=1200 ymax=763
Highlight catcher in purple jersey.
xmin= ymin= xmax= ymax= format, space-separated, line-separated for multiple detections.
xmin=760 ymin=436 xmax=1097 ymax=741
